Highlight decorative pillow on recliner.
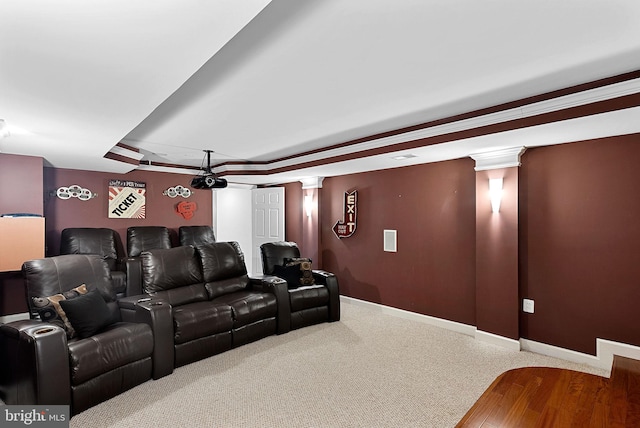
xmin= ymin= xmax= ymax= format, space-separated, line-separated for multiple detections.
xmin=31 ymin=284 xmax=88 ymax=338
xmin=58 ymin=290 xmax=113 ymax=339
xmin=283 ymin=257 xmax=316 ymax=286
xmin=273 ymin=264 xmax=304 ymax=288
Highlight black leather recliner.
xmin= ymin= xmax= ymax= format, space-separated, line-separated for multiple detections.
xmin=0 ymin=254 xmax=172 ymax=415
xmin=136 ymin=242 xmax=287 ymax=367
xmin=260 ymin=241 xmax=340 ymax=333
xmin=125 ymin=226 xmax=172 ymax=296
xmin=59 ymin=227 xmax=127 ymax=295
xmin=178 ymin=225 xmax=216 ymax=247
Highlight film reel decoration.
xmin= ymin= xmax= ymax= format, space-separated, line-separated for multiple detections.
xmin=163 ymin=185 xmax=192 ymax=198
xmin=55 ymin=185 xmax=96 ymax=201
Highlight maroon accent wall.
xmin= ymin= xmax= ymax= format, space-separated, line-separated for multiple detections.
xmin=519 ymin=135 xmax=640 ymax=354
xmin=475 ymin=167 xmax=520 ymax=340
xmin=0 ymin=153 xmax=44 ymax=315
xmin=43 ymin=167 xmax=213 ymax=256
xmin=283 ymin=182 xmax=303 ymax=245
xmin=302 ymin=188 xmax=321 ymax=266
xmin=318 ymin=158 xmax=477 ymax=325
xmin=282 ymin=182 xmax=321 ymax=263
xmin=0 ymin=153 xmax=43 ymax=216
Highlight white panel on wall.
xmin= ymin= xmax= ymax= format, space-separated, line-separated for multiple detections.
xmin=254 ymin=209 xmax=266 ymax=237
xmin=384 ymin=229 xmax=397 ymax=252
xmin=268 ymin=208 xmax=279 ymax=238
xmin=255 ymin=192 xmax=266 ymax=204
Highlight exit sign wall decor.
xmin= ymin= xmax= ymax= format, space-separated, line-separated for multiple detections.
xmin=333 ymin=190 xmax=357 ymax=239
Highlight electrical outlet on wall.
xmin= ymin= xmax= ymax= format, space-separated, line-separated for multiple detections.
xmin=523 ymin=298 xmax=535 ymax=314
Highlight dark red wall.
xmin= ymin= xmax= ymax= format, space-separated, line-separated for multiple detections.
xmin=282 ymin=133 xmax=640 ymax=356
xmin=475 ymin=167 xmax=520 ymax=340
xmin=0 ymin=153 xmax=43 ymax=216
xmin=6 ymin=133 xmax=640 ymax=356
xmin=43 ymin=167 xmax=213 ymax=256
xmin=317 ymin=158 xmax=477 ymax=326
xmin=0 ymin=154 xmax=44 ymax=316
xmin=283 ymin=182 xmax=303 ymax=245
xmin=519 ymin=135 xmax=640 ymax=354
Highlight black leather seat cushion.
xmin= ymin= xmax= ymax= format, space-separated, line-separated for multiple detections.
xmin=179 ymin=226 xmax=216 ymax=247
xmin=60 ymin=228 xmax=120 ymax=269
xmin=141 ymin=246 xmax=203 ymax=293
xmin=289 ymin=285 xmax=329 ymax=312
xmin=213 ymin=291 xmax=277 ymax=327
xmin=127 ymin=226 xmax=171 ymax=257
xmin=67 ymin=322 xmax=153 ymax=385
xmin=198 ymin=242 xmax=250 ymax=299
xmin=173 ymin=302 xmax=234 ymax=344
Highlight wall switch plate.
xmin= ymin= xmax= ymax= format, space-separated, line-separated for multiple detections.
xmin=523 ymin=298 xmax=535 ymax=314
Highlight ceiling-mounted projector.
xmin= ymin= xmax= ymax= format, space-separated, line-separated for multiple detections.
xmin=191 ymin=174 xmax=227 ymax=189
xmin=191 ymin=149 xmax=228 ymax=189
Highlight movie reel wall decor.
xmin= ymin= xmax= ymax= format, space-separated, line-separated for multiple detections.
xmin=55 ymin=185 xmax=97 ymax=201
xmin=163 ymin=185 xmax=191 ymax=198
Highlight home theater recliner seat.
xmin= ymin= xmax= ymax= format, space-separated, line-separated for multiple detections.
xmin=124 ymin=226 xmax=173 ymax=296
xmin=59 ymin=227 xmax=128 ymax=296
xmin=260 ymin=241 xmax=340 ymax=332
xmin=125 ymin=242 xmax=288 ymax=368
xmin=178 ymin=225 xmax=216 ymax=247
xmin=0 ymin=254 xmax=171 ymax=415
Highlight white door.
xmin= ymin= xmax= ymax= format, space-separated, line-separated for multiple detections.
xmin=251 ymin=187 xmax=285 ymax=275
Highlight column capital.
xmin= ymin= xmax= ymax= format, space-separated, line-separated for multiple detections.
xmin=300 ymin=177 xmax=325 ymax=189
xmin=470 ymin=147 xmax=526 ymax=171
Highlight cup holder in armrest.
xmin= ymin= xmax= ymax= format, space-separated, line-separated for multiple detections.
xmin=35 ymin=328 xmax=55 ymax=335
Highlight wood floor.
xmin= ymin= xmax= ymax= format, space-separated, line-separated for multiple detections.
xmin=456 ymin=355 xmax=640 ymax=427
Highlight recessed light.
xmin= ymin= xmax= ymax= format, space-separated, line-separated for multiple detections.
xmin=392 ymin=154 xmax=417 ymax=160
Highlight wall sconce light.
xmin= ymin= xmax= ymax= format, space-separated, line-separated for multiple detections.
xmin=489 ymin=178 xmax=503 ymax=213
xmin=304 ymin=195 xmax=313 ymax=217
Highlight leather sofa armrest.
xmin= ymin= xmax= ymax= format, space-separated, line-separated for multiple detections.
xmin=124 ymin=257 xmax=143 ymax=296
xmin=115 ymin=256 xmax=127 ymax=273
xmin=250 ymin=275 xmax=290 ymax=334
xmin=117 ymin=296 xmax=174 ymax=379
xmin=312 ymin=270 xmax=341 ymax=322
xmin=118 ymin=294 xmax=151 ymax=321
xmin=0 ymin=320 xmax=71 ymax=406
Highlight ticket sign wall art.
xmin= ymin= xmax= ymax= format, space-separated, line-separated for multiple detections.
xmin=108 ymin=180 xmax=146 ymax=219
xmin=333 ymin=190 xmax=357 ymax=239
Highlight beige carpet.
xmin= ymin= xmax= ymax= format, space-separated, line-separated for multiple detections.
xmin=70 ymin=300 xmax=606 ymax=427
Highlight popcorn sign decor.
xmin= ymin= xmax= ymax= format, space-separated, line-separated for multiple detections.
xmin=55 ymin=185 xmax=96 ymax=201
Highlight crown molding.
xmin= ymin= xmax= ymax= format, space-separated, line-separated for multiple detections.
xmin=124 ymin=72 xmax=640 ymax=183
xmin=209 ymin=77 xmax=640 ymax=176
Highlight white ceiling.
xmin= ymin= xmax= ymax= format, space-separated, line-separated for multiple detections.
xmin=2 ymin=0 xmax=640 ymax=185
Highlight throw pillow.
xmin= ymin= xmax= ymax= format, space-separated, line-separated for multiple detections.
xmin=283 ymin=257 xmax=316 ymax=286
xmin=31 ymin=284 xmax=88 ymax=338
xmin=58 ymin=290 xmax=113 ymax=339
xmin=273 ymin=264 xmax=304 ymax=288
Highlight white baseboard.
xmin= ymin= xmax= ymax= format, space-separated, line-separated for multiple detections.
xmin=520 ymin=338 xmax=640 ymax=373
xmin=0 ymin=312 xmax=29 ymax=324
xmin=341 ymin=295 xmax=640 ymax=372
xmin=340 ymin=296 xmax=476 ymax=337
xmin=475 ymin=330 xmax=521 ymax=351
